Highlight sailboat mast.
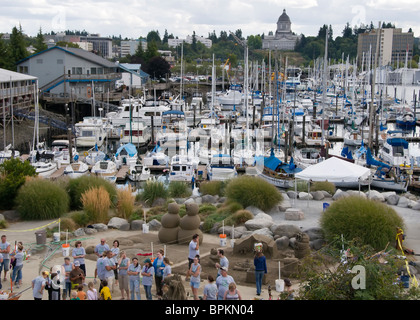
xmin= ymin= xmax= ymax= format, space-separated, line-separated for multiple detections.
xmin=321 ymin=32 xmax=328 ymax=146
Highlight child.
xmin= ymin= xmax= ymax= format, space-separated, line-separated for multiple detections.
xmin=100 ymin=279 xmax=112 ymax=300
xmin=203 ymin=275 xmax=217 ymax=300
xmin=70 ymin=290 xmax=80 ymax=300
xmin=87 ymin=282 xmax=98 ymax=300
xmin=77 ymin=284 xmax=87 ymax=300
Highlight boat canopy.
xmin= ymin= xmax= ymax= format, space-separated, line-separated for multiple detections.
xmin=386 ymin=138 xmax=408 ymax=148
xmin=162 ymin=110 xmax=184 ymax=116
xmin=115 ymin=143 xmax=137 ymax=157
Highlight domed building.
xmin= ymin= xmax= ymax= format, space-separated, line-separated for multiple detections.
xmin=263 ymin=9 xmax=299 ymax=50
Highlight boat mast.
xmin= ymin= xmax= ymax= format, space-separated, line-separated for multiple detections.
xmin=321 ymin=31 xmax=328 ymax=147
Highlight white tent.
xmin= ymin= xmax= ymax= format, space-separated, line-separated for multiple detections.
xmin=295 ymin=156 xmax=372 ymax=188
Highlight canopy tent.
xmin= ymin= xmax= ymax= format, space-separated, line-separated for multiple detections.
xmin=115 ymin=143 xmax=137 ymax=157
xmin=295 ymin=156 xmax=371 ymax=188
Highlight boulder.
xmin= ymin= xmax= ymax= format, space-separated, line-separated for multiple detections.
xmin=408 ymin=200 xmax=418 ymax=209
xmin=411 ymin=201 xmax=420 ymax=211
xmin=1 ymin=210 xmax=20 ymax=222
xmin=244 ymin=218 xmax=274 ymax=231
xmin=367 ymin=190 xmax=385 ymax=202
xmin=85 ymin=246 xmax=94 ymax=254
xmin=332 ymin=189 xmax=349 ymax=200
xmin=275 ymin=236 xmax=290 ymax=251
xmin=303 ymin=227 xmax=325 ymax=241
xmin=251 ymin=228 xmax=274 ymax=239
xmin=84 ymin=227 xmax=97 ymax=235
xmin=218 ymin=197 xmax=227 ymax=204
xmin=194 ymin=197 xmax=202 ymax=205
xmin=173 ymin=198 xmax=186 ymax=205
xmin=232 ymin=226 xmax=248 ymax=239
xmin=147 ymin=219 xmax=162 ymax=231
xmin=310 ymin=239 xmax=326 ymax=251
xmin=397 ymin=196 xmax=409 ymax=208
xmin=130 ymin=220 xmax=144 ymax=231
xmin=108 ymin=217 xmax=129 ymax=229
xmin=202 ymin=194 xmax=217 ymax=204
xmin=92 ymin=223 xmax=108 ymax=232
xmin=382 ymin=191 xmax=397 ymax=200
xmin=311 ymin=191 xmax=325 ymax=201
xmin=254 ymin=212 xmax=274 ymax=221
xmin=285 ymin=208 xmax=305 ymax=221
xmin=270 ymin=224 xmax=301 ymax=238
xmin=233 ymin=234 xmax=276 ymax=257
xmin=403 ymin=192 xmax=417 ymax=201
xmin=347 ymin=190 xmax=367 ymax=198
xmin=287 ymin=191 xmax=298 ymax=199
xmin=386 ymin=194 xmax=400 ymax=206
xmin=0 ymin=214 xmax=4 ymax=221
xmin=245 ymin=206 xmax=266 ymax=216
xmin=321 ymin=190 xmax=333 ymax=198
xmin=266 ymin=205 xmax=281 ymax=215
xmin=210 ymin=222 xmax=222 ymax=234
xmin=299 ymin=192 xmax=313 ymax=200
xmin=184 ymin=198 xmax=196 ymax=206
xmin=119 ymin=223 xmax=131 ymax=231
xmin=74 ymin=228 xmax=86 ymax=237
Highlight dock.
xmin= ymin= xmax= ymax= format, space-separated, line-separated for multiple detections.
xmin=49 ymin=166 xmax=65 ymax=179
xmin=116 ymin=165 xmax=129 ymax=181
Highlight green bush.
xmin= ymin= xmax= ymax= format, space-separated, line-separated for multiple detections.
xmin=217 ymin=200 xmax=243 ymax=215
xmin=69 ymin=211 xmax=90 ymax=227
xmin=225 ymin=210 xmax=254 ymax=226
xmin=310 ymin=181 xmax=336 ymax=195
xmin=67 ymin=175 xmax=117 ymax=210
xmin=198 ymin=204 xmax=217 ymax=218
xmin=129 ymin=206 xmax=145 ymax=222
xmin=202 ymin=211 xmax=230 ymax=232
xmin=199 ymin=181 xmax=227 ymax=196
xmin=292 ymin=180 xmax=309 ymax=192
xmin=168 ymin=181 xmax=192 ymax=198
xmin=225 ymin=176 xmax=283 ymax=211
xmin=0 ymin=158 xmax=37 ymax=209
xmin=16 ymin=178 xmax=70 ymax=220
xmin=0 ymin=219 xmax=8 ymax=229
xmin=59 ymin=217 xmax=77 ymax=232
xmin=320 ymin=196 xmax=405 ymax=250
xmin=139 ymin=181 xmax=168 ymax=206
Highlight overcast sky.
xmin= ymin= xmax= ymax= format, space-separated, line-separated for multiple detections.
xmin=1 ymin=0 xmax=419 ymax=40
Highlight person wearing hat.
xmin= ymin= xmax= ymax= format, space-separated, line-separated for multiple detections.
xmin=32 ymin=270 xmax=49 ymax=300
xmin=141 ymin=258 xmax=154 ymax=300
xmin=70 ymin=260 xmax=85 ymax=290
xmin=215 ymin=266 xmax=235 ymax=300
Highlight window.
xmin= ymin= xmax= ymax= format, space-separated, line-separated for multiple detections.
xmin=72 ymin=67 xmax=83 ymax=75
xmin=19 ymin=66 xmax=28 ymax=74
xmin=91 ymin=67 xmax=96 ymax=75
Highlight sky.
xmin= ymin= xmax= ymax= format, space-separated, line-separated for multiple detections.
xmin=1 ymin=0 xmax=419 ymax=40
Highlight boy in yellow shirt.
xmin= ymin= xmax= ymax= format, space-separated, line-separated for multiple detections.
xmin=100 ymin=280 xmax=112 ymax=300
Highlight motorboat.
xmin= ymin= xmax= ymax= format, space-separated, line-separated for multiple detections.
xmin=120 ymin=121 xmax=151 ymax=147
xmin=114 ymin=143 xmax=138 ymax=169
xmin=127 ymin=164 xmax=151 ymax=182
xmin=378 ymin=131 xmax=410 ymax=167
xmin=294 ymin=147 xmax=322 ymax=169
xmin=206 ymin=154 xmax=237 ymax=181
xmin=63 ymin=161 xmax=89 ymax=179
xmin=169 ymin=155 xmax=196 ymax=182
xmin=91 ymin=160 xmax=118 ymax=178
xmin=75 ymin=117 xmax=107 ymax=148
xmin=0 ymin=144 xmax=20 ymax=164
xmin=51 ymin=140 xmax=78 ymax=166
xmin=31 ymin=150 xmax=58 ymax=177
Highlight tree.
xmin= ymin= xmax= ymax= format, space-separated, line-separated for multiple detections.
xmin=0 ymin=34 xmax=12 ymax=70
xmin=342 ymin=22 xmax=353 ymax=38
xmin=9 ymin=25 xmax=28 ymax=67
xmin=34 ymin=27 xmax=47 ymax=53
xmin=146 ymin=30 xmax=161 ymax=45
xmin=162 ymin=29 xmax=169 ymax=44
xmin=247 ymin=35 xmax=262 ymax=50
xmin=134 ymin=40 xmax=146 ymax=61
xmin=145 ymin=56 xmax=171 ymax=80
xmin=145 ymin=40 xmax=159 ymax=62
xmin=192 ymin=31 xmax=197 ymax=52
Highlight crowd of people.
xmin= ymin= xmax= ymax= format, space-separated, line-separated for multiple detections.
xmin=0 ymin=233 xmax=295 ymax=300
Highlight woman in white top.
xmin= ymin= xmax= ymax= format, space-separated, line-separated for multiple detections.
xmin=87 ymin=281 xmax=98 ymax=300
xmin=111 ymin=240 xmax=120 ymax=286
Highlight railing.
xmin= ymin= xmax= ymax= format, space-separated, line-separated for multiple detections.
xmin=0 ymin=84 xmax=36 ymax=99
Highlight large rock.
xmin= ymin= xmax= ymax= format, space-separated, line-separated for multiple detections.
xmin=254 ymin=212 xmax=274 ymax=221
xmin=332 ymin=189 xmax=349 ymax=200
xmin=74 ymin=228 xmax=86 ymax=237
xmin=147 ymin=219 xmax=162 ymax=231
xmin=411 ymin=201 xmax=420 ymax=211
xmin=310 ymin=239 xmax=326 ymax=250
xmin=285 ymin=208 xmax=305 ymax=221
xmin=322 ymin=190 xmax=333 ymax=198
xmin=84 ymin=227 xmax=97 ymax=235
xmin=152 ymin=197 xmax=167 ymax=207
xmin=130 ymin=220 xmax=144 ymax=231
xmin=270 ymin=224 xmax=301 ymax=238
xmin=367 ymin=190 xmax=385 ymax=202
xmin=108 ymin=217 xmax=129 ymax=229
xmin=403 ymin=192 xmax=417 ymax=201
xmin=0 ymin=214 xmax=4 ymax=222
xmin=347 ymin=190 xmax=367 ymax=198
xmin=1 ymin=210 xmax=20 ymax=222
xmin=397 ymin=196 xmax=409 ymax=208
xmin=275 ymin=236 xmax=290 ymax=251
xmin=92 ymin=223 xmax=108 ymax=232
xmin=245 ymin=206 xmax=266 ymax=216
xmin=311 ymin=191 xmax=325 ymax=201
xmin=245 ymin=218 xmax=274 ymax=231
xmin=251 ymin=228 xmax=274 ymax=239
xmin=287 ymin=191 xmax=298 ymax=199
xmin=386 ymin=194 xmax=400 ymax=206
xmin=303 ymin=227 xmax=325 ymax=241
xmin=299 ymin=192 xmax=313 ymax=200
xmin=202 ymin=194 xmax=217 ymax=204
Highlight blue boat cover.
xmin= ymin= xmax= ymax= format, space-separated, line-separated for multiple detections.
xmin=366 ymin=148 xmax=391 ymax=169
xmin=115 ymin=143 xmax=137 ymax=157
xmin=162 ymin=110 xmax=184 ymax=116
xmin=386 ymin=138 xmax=408 ymax=148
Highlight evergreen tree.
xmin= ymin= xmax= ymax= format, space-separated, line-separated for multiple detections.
xmin=163 ymin=29 xmax=169 ymax=44
xmin=34 ymin=27 xmax=47 ymax=53
xmin=145 ymin=40 xmax=159 ymax=62
xmin=192 ymin=31 xmax=197 ymax=52
xmin=342 ymin=22 xmax=353 ymax=38
xmin=0 ymin=34 xmax=12 ymax=70
xmin=134 ymin=39 xmax=146 ymax=60
xmin=146 ymin=30 xmax=161 ymax=45
xmin=9 ymin=25 xmax=28 ymax=68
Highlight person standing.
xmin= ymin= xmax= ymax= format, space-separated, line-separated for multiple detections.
xmin=87 ymin=281 xmax=98 ymax=300
xmin=94 ymin=252 xmax=107 ymax=293
xmin=0 ymin=235 xmax=10 ymax=282
xmin=32 ymin=271 xmax=49 ymax=300
xmin=70 ymin=261 xmax=85 ymax=291
xmin=141 ymin=258 xmax=154 ymax=300
xmin=94 ymin=238 xmax=110 ymax=259
xmin=0 ymin=253 xmax=2 ymax=289
xmin=62 ymin=257 xmax=74 ymax=300
xmin=118 ymin=250 xmax=130 ymax=300
xmin=189 ymin=255 xmax=201 ymax=300
xmin=11 ymin=244 xmax=24 ymax=288
xmin=215 ymin=249 xmax=229 ymax=278
xmin=104 ymin=250 xmax=116 ymax=293
xmin=72 ymin=241 xmax=86 ymax=276
xmin=100 ymin=280 xmax=112 ymax=300
xmin=186 ymin=234 xmax=199 ymax=280
xmin=128 ymin=257 xmax=141 ymax=300
xmin=215 ymin=267 xmax=235 ymax=300
xmin=77 ymin=284 xmax=87 ymax=300
xmin=111 ymin=240 xmax=120 ymax=286
xmin=162 ymin=257 xmax=172 ymax=282
xmin=254 ymin=251 xmax=267 ymax=296
xmin=152 ymin=249 xmax=165 ymax=297
xmin=203 ymin=275 xmax=218 ymax=300
xmin=223 ymin=282 xmax=242 ymax=300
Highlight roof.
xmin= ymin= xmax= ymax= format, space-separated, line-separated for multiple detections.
xmin=278 ymin=9 xmax=291 ymax=23
xmin=0 ymin=68 xmax=37 ymax=83
xmin=16 ymin=46 xmax=117 ymax=68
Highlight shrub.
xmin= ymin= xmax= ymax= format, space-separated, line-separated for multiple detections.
xmin=217 ymin=200 xmax=243 ymax=215
xmin=81 ymin=186 xmax=111 ymax=224
xmin=67 ymin=175 xmax=117 ymax=210
xmin=225 ymin=210 xmax=254 ymax=226
xmin=225 ymin=176 xmax=283 ymax=211
xmin=69 ymin=211 xmax=90 ymax=227
xmin=0 ymin=158 xmax=37 ymax=209
xmin=15 ymin=178 xmax=70 ymax=220
xmin=59 ymin=217 xmax=77 ymax=232
xmin=202 ymin=211 xmax=230 ymax=232
xmin=310 ymin=181 xmax=336 ymax=195
xmin=293 ymin=180 xmax=309 ymax=192
xmin=140 ymin=181 xmax=168 ymax=206
xmin=168 ymin=181 xmax=192 ymax=198
xmin=320 ymin=196 xmax=405 ymax=250
xmin=0 ymin=219 xmax=8 ymax=229
xmin=198 ymin=204 xmax=217 ymax=217
xmin=117 ymin=186 xmax=135 ymax=219
xmin=199 ymin=181 xmax=226 ymax=196
xmin=129 ymin=206 xmax=144 ymax=222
